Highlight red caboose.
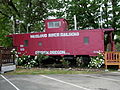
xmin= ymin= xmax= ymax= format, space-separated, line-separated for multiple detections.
xmin=8 ymin=18 xmax=114 ymax=57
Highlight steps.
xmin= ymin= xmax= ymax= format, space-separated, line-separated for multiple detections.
xmin=0 ymin=64 xmax=16 ymax=74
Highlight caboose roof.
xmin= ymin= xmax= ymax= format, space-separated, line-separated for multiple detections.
xmin=7 ymin=28 xmax=114 ymax=37
xmin=102 ymin=28 xmax=114 ymax=32
xmin=44 ymin=18 xmax=66 ymax=22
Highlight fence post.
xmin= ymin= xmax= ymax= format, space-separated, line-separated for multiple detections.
xmin=104 ymin=52 xmax=108 ymax=71
xmin=13 ymin=54 xmax=15 ymax=65
xmin=118 ymin=53 xmax=120 ymax=71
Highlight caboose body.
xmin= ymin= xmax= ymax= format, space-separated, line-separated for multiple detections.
xmin=8 ymin=18 xmax=114 ymax=57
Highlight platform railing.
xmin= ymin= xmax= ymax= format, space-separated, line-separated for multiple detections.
xmin=104 ymin=52 xmax=120 ymax=71
xmin=0 ymin=47 xmax=15 ymax=72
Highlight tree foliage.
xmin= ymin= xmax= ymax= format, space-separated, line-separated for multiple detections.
xmin=15 ymin=0 xmax=48 ymax=32
xmin=0 ymin=0 xmax=120 ymax=47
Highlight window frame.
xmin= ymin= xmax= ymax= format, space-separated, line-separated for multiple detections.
xmin=38 ymin=41 xmax=42 ymax=46
xmin=48 ymin=21 xmax=61 ymax=28
xmin=84 ymin=37 xmax=89 ymax=44
xmin=24 ymin=40 xmax=28 ymax=47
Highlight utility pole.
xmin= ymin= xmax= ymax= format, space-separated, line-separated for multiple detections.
xmin=74 ymin=15 xmax=77 ymax=30
xmin=27 ymin=23 xmax=30 ymax=33
xmin=11 ymin=16 xmax=15 ymax=34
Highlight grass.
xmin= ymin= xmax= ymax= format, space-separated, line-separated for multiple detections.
xmin=3 ymin=67 xmax=106 ymax=75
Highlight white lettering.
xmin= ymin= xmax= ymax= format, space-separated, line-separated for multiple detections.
xmin=30 ymin=34 xmax=47 ymax=38
xmin=35 ymin=51 xmax=49 ymax=54
xmin=60 ymin=32 xmax=79 ymax=37
xmin=50 ymin=51 xmax=66 ymax=54
xmin=20 ymin=45 xmax=24 ymax=47
xmin=48 ymin=33 xmax=60 ymax=37
xmin=30 ymin=32 xmax=80 ymax=38
xmin=35 ymin=50 xmax=69 ymax=55
xmin=20 ymin=48 xmax=25 ymax=51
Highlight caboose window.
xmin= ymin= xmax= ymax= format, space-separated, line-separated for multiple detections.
xmin=24 ymin=40 xmax=28 ymax=46
xmin=84 ymin=37 xmax=89 ymax=44
xmin=48 ymin=21 xmax=61 ymax=28
xmin=38 ymin=42 xmax=42 ymax=46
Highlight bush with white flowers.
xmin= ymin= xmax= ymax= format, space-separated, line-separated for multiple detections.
xmin=11 ymin=48 xmax=19 ymax=64
xmin=17 ymin=55 xmax=37 ymax=68
xmin=16 ymin=54 xmax=49 ymax=68
xmin=88 ymin=52 xmax=104 ymax=68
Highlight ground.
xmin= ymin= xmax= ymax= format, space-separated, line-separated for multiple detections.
xmin=1 ymin=72 xmax=120 ymax=90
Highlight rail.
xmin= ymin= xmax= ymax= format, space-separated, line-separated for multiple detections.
xmin=104 ymin=52 xmax=120 ymax=70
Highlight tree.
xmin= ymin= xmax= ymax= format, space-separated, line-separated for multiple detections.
xmin=0 ymin=15 xmax=12 ymax=47
xmin=12 ymin=0 xmax=48 ymax=33
xmin=101 ymin=0 xmax=120 ymax=48
xmin=0 ymin=0 xmax=49 ymax=47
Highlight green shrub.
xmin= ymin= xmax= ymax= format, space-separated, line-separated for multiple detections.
xmin=61 ymin=58 xmax=70 ymax=68
xmin=36 ymin=54 xmax=49 ymax=67
xmin=76 ymin=57 xmax=84 ymax=67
